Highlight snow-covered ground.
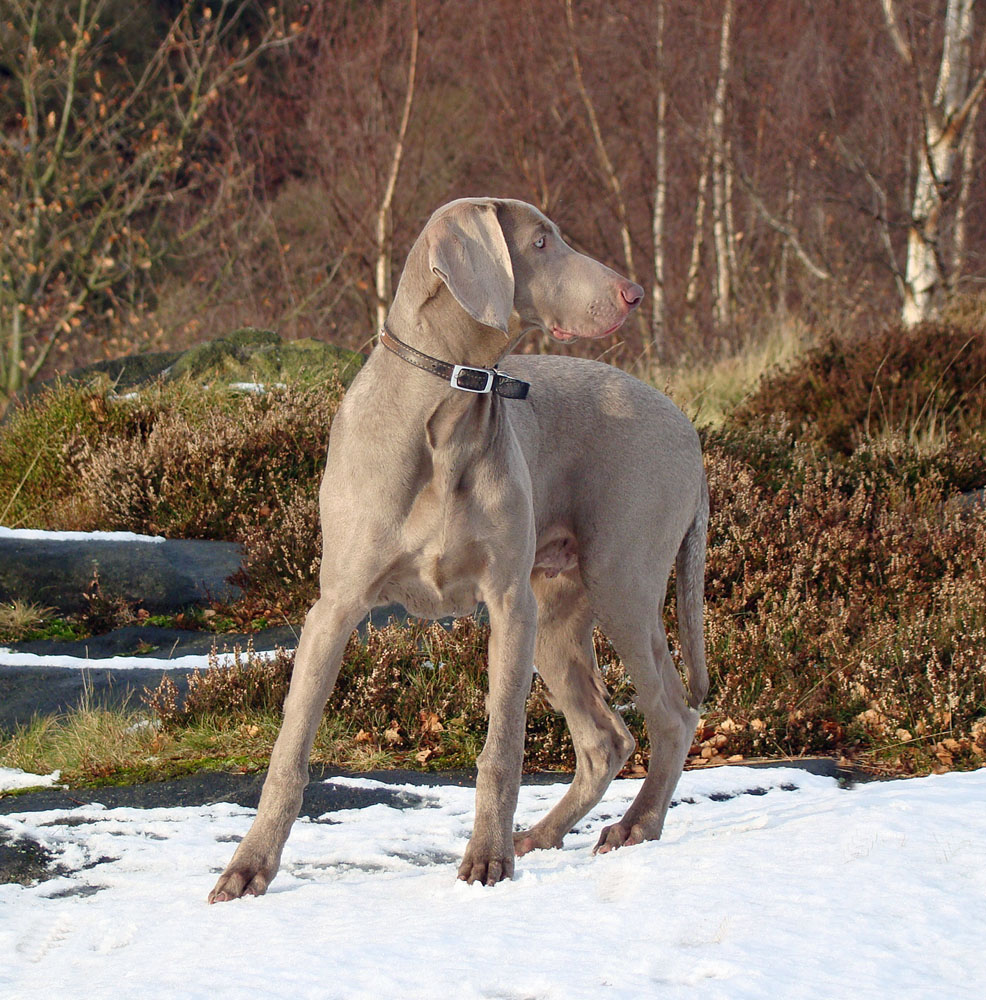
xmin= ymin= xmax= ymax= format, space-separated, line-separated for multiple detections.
xmin=0 ymin=647 xmax=284 ymax=671
xmin=0 ymin=768 xmax=62 ymax=793
xmin=2 ymin=764 xmax=984 ymax=1000
xmin=0 ymin=527 xmax=166 ymax=543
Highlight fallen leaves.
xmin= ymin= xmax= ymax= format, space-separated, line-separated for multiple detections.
xmin=348 ymin=708 xmax=447 ymax=764
xmin=687 ymin=720 xmax=745 ymax=768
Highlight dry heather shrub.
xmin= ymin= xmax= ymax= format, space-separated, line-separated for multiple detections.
xmin=142 ymin=618 xmax=649 ymax=771
xmin=734 ymin=323 xmax=986 ymax=477
xmin=71 ymin=381 xmax=342 ymax=540
xmin=329 ymin=620 xmax=491 ymax=757
xmin=240 ymin=485 xmax=321 ymax=608
xmin=145 ymin=621 xmax=494 ymax=743
xmin=698 ymin=421 xmax=986 ymax=767
xmin=146 ymin=644 xmax=295 ymax=728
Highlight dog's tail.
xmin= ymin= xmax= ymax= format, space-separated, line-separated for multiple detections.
xmin=675 ymin=473 xmax=709 ymax=710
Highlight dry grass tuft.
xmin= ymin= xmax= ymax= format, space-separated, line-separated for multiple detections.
xmin=0 ymin=600 xmax=54 ymax=643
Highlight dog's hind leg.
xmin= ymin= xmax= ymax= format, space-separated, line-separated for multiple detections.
xmin=513 ymin=572 xmax=635 ymax=856
xmin=208 ymin=592 xmax=365 ymax=902
xmin=591 ymin=606 xmax=697 ymax=853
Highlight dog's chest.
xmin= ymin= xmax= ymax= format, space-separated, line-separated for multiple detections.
xmin=379 ymin=543 xmax=485 ymax=620
xmin=378 ymin=470 xmax=495 ymax=619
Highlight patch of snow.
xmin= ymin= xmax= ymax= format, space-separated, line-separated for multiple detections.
xmin=0 ymin=768 xmax=61 ymax=793
xmin=228 ymin=382 xmax=287 ymax=394
xmin=0 ymin=767 xmax=984 ymax=998
xmin=0 ymin=527 xmax=166 ymax=544
xmin=0 ymin=646 xmax=292 ymax=671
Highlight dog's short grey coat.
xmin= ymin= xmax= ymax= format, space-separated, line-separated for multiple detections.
xmin=209 ymin=198 xmax=708 ymax=901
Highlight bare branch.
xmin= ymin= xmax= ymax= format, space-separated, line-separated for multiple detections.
xmin=734 ymin=167 xmax=831 ymax=281
xmin=879 ymin=0 xmax=913 ymax=66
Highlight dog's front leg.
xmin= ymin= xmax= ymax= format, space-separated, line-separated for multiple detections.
xmin=458 ymin=581 xmax=537 ymax=885
xmin=208 ymin=595 xmax=364 ymax=902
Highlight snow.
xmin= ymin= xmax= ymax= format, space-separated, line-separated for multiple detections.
xmin=0 ymin=768 xmax=62 ymax=793
xmin=228 ymin=382 xmax=287 ymax=394
xmin=0 ymin=526 xmax=166 ymax=543
xmin=2 ymin=765 xmax=984 ymax=999
xmin=0 ymin=646 xmax=288 ymax=671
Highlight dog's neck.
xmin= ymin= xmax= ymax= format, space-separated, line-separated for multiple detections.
xmin=386 ymin=254 xmax=520 ymax=370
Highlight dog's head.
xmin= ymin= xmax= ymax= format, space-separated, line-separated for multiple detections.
xmin=419 ymin=198 xmax=642 ymax=344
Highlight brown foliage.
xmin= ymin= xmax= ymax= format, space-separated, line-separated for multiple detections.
xmin=734 ymin=322 xmax=986 ymax=464
xmin=697 ymin=420 xmax=986 ymax=768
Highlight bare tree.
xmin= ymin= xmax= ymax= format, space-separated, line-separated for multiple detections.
xmin=880 ymin=0 xmax=986 ymax=324
xmin=0 ymin=0 xmax=292 ymax=405
xmin=374 ymin=0 xmax=419 ymax=332
xmin=711 ymin=0 xmax=736 ymax=328
xmin=651 ymin=0 xmax=669 ymax=358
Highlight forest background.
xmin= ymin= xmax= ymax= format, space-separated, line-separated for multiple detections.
xmin=2 ymin=0 xmax=985 ymax=405
xmin=2 ymin=1 xmax=986 ymax=781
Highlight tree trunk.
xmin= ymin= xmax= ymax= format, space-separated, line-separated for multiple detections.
xmin=882 ymin=0 xmax=986 ymax=325
xmin=651 ymin=0 xmax=668 ymax=359
xmin=685 ymin=138 xmax=711 ymax=309
xmin=711 ymin=0 xmax=735 ymax=328
xmin=949 ymin=98 xmax=979 ymax=292
xmin=375 ymin=0 xmax=419 ymax=333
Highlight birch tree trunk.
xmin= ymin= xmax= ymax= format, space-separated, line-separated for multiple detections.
xmin=685 ymin=138 xmax=711 ymax=309
xmin=881 ymin=0 xmax=986 ymax=325
xmin=711 ymin=0 xmax=735 ymax=328
xmin=564 ymin=0 xmax=647 ymax=346
xmin=375 ymin=0 xmax=419 ymax=332
xmin=651 ymin=0 xmax=668 ymax=359
xmin=949 ymin=98 xmax=979 ymax=291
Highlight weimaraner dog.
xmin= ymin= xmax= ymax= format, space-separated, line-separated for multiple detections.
xmin=209 ymin=197 xmax=708 ymax=901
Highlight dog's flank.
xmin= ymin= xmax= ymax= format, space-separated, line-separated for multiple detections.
xmin=209 ymin=197 xmax=707 ymax=902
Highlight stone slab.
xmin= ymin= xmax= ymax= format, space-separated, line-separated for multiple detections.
xmin=0 ymin=537 xmax=244 ymax=614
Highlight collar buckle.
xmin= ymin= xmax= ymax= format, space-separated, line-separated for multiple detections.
xmin=450 ymin=364 xmax=495 ymax=394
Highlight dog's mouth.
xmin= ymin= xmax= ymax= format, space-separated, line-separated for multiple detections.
xmin=550 ymin=316 xmax=627 ymax=343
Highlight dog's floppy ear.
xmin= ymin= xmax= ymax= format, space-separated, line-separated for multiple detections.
xmin=427 ymin=200 xmax=515 ymax=333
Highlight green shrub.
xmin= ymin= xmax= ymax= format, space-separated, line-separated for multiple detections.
xmin=0 ymin=383 xmax=128 ymax=527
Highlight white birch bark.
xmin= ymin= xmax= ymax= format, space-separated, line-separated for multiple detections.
xmin=375 ymin=0 xmax=419 ymax=332
xmin=651 ymin=0 xmax=668 ymax=357
xmin=685 ymin=138 xmax=711 ymax=309
xmin=882 ymin=0 xmax=986 ymax=325
xmin=711 ymin=0 xmax=735 ymax=327
xmin=950 ymin=98 xmax=979 ymax=291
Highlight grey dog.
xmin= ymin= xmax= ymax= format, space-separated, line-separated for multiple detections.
xmin=209 ymin=197 xmax=708 ymax=902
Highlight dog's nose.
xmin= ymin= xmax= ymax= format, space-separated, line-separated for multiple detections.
xmin=621 ymin=282 xmax=644 ymax=309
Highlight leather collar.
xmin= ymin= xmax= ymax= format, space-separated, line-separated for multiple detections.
xmin=379 ymin=326 xmax=530 ymax=399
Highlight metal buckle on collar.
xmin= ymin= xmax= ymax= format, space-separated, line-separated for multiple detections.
xmin=450 ymin=364 xmax=496 ymax=394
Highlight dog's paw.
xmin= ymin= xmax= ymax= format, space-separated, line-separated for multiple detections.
xmin=512 ymin=828 xmax=563 ymax=857
xmin=208 ymin=863 xmax=272 ymax=903
xmin=457 ymin=842 xmax=515 ymax=885
xmin=592 ymin=821 xmax=645 ymax=855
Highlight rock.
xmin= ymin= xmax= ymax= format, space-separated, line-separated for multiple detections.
xmin=4 ymin=328 xmax=366 ymax=420
xmin=106 ymin=328 xmax=364 ymax=390
xmin=0 ymin=536 xmax=244 ymax=614
xmin=0 ymin=831 xmax=58 ymax=886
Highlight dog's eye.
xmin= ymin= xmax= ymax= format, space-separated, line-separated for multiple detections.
xmin=533 ymin=235 xmax=547 ymax=249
